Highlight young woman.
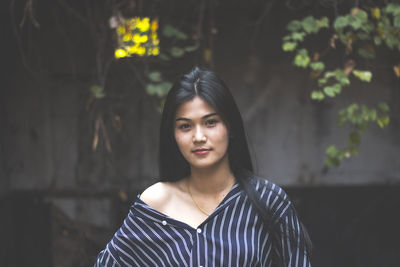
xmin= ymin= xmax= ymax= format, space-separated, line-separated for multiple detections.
xmin=95 ymin=67 xmax=312 ymax=266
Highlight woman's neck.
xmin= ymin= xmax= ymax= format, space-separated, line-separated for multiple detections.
xmin=188 ymin=163 xmax=235 ymax=196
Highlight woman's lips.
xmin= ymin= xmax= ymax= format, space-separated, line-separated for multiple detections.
xmin=193 ymin=149 xmax=211 ymax=155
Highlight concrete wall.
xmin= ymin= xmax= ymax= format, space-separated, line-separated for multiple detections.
xmin=1 ymin=0 xmax=400 ymax=228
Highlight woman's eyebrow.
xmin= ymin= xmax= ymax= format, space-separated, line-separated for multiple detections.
xmin=175 ymin=117 xmax=190 ymax=122
xmin=202 ymin=112 xmax=218 ymax=119
xmin=175 ymin=112 xmax=218 ymax=122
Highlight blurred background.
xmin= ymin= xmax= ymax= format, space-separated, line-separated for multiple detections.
xmin=1 ymin=0 xmax=400 ymax=266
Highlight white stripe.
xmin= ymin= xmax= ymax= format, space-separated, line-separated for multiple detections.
xmin=227 ymin=197 xmax=241 ymax=266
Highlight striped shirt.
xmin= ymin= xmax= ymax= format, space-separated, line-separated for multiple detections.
xmin=95 ymin=177 xmax=311 ymax=266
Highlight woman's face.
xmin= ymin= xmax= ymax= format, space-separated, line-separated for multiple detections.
xmin=174 ymin=96 xmax=230 ymax=171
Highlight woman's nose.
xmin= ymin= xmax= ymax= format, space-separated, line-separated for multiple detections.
xmin=193 ymin=126 xmax=207 ymax=142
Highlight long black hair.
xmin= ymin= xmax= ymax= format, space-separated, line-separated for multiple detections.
xmin=158 ymin=66 xmax=312 ymax=257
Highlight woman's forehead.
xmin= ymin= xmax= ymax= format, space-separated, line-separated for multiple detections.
xmin=174 ymin=97 xmax=217 ymax=119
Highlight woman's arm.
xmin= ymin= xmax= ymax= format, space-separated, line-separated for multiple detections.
xmin=273 ymin=202 xmax=312 ymax=267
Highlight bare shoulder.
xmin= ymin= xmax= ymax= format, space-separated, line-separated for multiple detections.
xmin=140 ymin=181 xmax=182 ymax=210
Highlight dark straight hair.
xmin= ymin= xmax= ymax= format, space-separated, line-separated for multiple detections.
xmin=158 ymin=66 xmax=312 ymax=256
xmin=159 ymin=67 xmax=252 ymax=181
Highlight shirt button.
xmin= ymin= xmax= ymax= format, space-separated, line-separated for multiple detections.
xmin=197 ymin=228 xmax=202 ymax=233
xmin=162 ymin=220 xmax=167 ymax=226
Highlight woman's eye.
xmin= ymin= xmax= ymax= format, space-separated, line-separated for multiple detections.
xmin=206 ymin=119 xmax=217 ymax=126
xmin=178 ymin=124 xmax=190 ymax=130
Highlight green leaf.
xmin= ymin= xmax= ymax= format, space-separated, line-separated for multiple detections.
xmin=283 ymin=35 xmax=292 ymax=41
xmin=145 ymin=83 xmax=157 ymax=95
xmin=378 ymin=102 xmax=389 ymax=112
xmin=325 ymin=157 xmax=333 ymax=167
xmin=302 ymin=16 xmax=319 ymax=33
xmin=323 ymin=86 xmax=335 ymax=97
xmin=330 ymin=69 xmax=350 ymax=86
xmin=184 ymin=43 xmax=200 ymax=52
xmin=317 ymin=17 xmax=329 ymax=28
xmin=146 ymin=82 xmax=173 ymax=97
xmin=326 ymin=145 xmax=339 ymax=157
xmin=158 ymin=81 xmax=173 ymax=96
xmin=282 ymin=42 xmax=297 ymax=51
xmin=373 ymin=36 xmax=382 ymax=45
xmin=349 ymin=18 xmax=362 ymax=30
xmin=170 ymin=46 xmax=185 ymax=58
xmin=394 ymin=15 xmax=400 ymax=27
xmin=293 ymin=49 xmax=310 ymax=68
xmin=318 ymin=77 xmax=328 ymax=86
xmin=159 ymin=53 xmax=170 ymax=61
xmin=332 ymin=83 xmax=342 ymax=94
xmin=349 ymin=131 xmax=360 ymax=146
xmin=334 ymin=16 xmax=349 ymax=29
xmin=377 ymin=115 xmax=390 ymax=128
xmin=148 ymin=71 xmax=162 ymax=82
xmin=287 ymin=20 xmax=302 ymax=31
xmin=162 ymin=24 xmax=188 ymax=40
xmin=337 ymin=75 xmax=350 ymax=86
xmin=323 ymin=84 xmax=341 ymax=97
xmin=385 ymin=3 xmax=400 ymax=15
xmin=90 ymin=85 xmax=105 ymax=98
xmin=360 ymin=21 xmax=374 ymax=34
xmin=370 ymin=109 xmax=377 ymax=121
xmin=291 ymin=32 xmax=306 ymax=41
xmin=310 ymin=61 xmax=325 ymax=71
xmin=357 ymin=48 xmax=375 ymax=59
xmin=324 ymin=71 xmax=336 ymax=79
xmin=354 ymin=9 xmax=368 ymax=22
xmin=352 ymin=70 xmax=372 ymax=82
xmin=311 ymin=90 xmax=325 ymax=100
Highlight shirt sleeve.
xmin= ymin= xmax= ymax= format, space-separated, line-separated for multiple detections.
xmin=273 ymin=202 xmax=312 ymax=267
xmin=94 ymin=242 xmax=122 ymax=267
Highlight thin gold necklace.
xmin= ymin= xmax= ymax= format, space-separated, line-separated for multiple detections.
xmin=187 ymin=181 xmax=210 ymax=217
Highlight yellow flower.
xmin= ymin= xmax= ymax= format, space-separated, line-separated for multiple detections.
xmin=129 ymin=18 xmax=137 ymax=27
xmin=115 ymin=49 xmax=127 ymax=58
xmin=133 ymin=34 xmax=142 ymax=43
xmin=152 ymin=47 xmax=160 ymax=56
xmin=152 ymin=38 xmax=160 ymax=45
xmin=371 ymin=8 xmax=380 ymax=20
xmin=151 ymin=19 xmax=158 ymax=31
xmin=123 ymin=34 xmax=132 ymax=42
xmin=137 ymin=17 xmax=150 ymax=32
xmin=127 ymin=45 xmax=138 ymax=54
xmin=117 ymin=26 xmax=126 ymax=35
xmin=139 ymin=35 xmax=148 ymax=43
xmin=137 ymin=46 xmax=146 ymax=56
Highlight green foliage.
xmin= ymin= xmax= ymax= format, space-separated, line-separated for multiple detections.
xmin=146 ymin=82 xmax=173 ymax=97
xmin=143 ymin=23 xmax=200 ymax=101
xmin=170 ymin=46 xmax=185 ymax=58
xmin=310 ymin=61 xmax=325 ymax=71
xmin=311 ymin=90 xmax=325 ymax=100
xmin=324 ymin=103 xmax=390 ymax=167
xmin=293 ymin=49 xmax=310 ymax=68
xmin=282 ymin=3 xmax=399 ymax=167
xmin=145 ymin=72 xmax=172 ymax=97
xmin=352 ymin=70 xmax=372 ymax=82
xmin=90 ymin=85 xmax=105 ymax=98
xmin=282 ymin=42 xmax=297 ymax=51
xmin=162 ymin=24 xmax=188 ymax=40
xmin=148 ymin=71 xmax=162 ymax=82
